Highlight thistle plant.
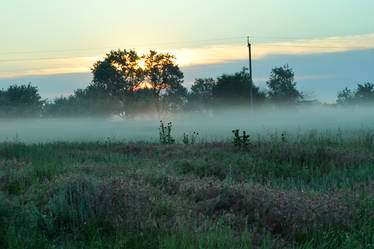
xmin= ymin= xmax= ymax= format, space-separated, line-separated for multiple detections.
xmin=183 ymin=131 xmax=199 ymax=145
xmin=232 ymin=129 xmax=250 ymax=149
xmin=183 ymin=133 xmax=189 ymax=145
xmin=159 ymin=121 xmax=175 ymax=144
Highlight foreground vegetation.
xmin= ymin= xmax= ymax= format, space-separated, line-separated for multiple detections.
xmin=1 ymin=130 xmax=374 ymax=248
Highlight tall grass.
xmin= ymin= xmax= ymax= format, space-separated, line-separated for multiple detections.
xmin=1 ymin=130 xmax=374 ymax=248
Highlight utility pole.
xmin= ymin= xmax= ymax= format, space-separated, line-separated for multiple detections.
xmin=247 ymin=36 xmax=253 ymax=109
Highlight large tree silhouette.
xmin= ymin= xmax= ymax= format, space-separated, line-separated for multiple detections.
xmin=143 ymin=50 xmax=184 ymax=98
xmin=91 ymin=49 xmax=143 ymax=97
xmin=212 ymin=68 xmax=264 ymax=105
xmin=90 ymin=49 xmax=184 ymax=115
xmin=266 ymin=65 xmax=302 ymax=104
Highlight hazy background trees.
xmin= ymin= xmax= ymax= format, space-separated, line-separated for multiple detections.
xmin=0 ymin=84 xmax=43 ymax=118
xmin=4 ymin=48 xmax=373 ymax=119
xmin=44 ymin=84 xmax=122 ymax=117
xmin=187 ymin=78 xmax=215 ymax=111
xmin=163 ymin=83 xmax=188 ymax=112
xmin=337 ymin=82 xmax=374 ymax=105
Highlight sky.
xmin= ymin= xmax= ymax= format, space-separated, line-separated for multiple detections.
xmin=1 ymin=0 xmax=374 ymax=102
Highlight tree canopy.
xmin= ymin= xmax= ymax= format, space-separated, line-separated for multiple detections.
xmin=337 ymin=82 xmax=374 ymax=105
xmin=212 ymin=68 xmax=264 ymax=105
xmin=7 ymin=50 xmax=371 ymax=118
xmin=266 ymin=65 xmax=303 ymax=104
xmin=144 ymin=50 xmax=184 ymax=98
xmin=89 ymin=49 xmax=185 ymax=115
xmin=91 ymin=49 xmax=143 ymax=97
xmin=0 ymin=84 xmax=43 ymax=118
xmin=187 ymin=78 xmax=215 ymax=110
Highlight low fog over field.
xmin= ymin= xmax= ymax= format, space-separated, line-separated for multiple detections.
xmin=1 ymin=106 xmax=374 ymax=143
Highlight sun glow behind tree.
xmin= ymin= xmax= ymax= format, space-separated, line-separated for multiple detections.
xmin=90 ymin=49 xmax=185 ymax=114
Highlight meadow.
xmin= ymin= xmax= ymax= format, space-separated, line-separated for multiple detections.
xmin=1 ymin=107 xmax=374 ymax=248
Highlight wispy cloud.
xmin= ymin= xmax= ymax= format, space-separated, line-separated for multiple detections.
xmin=0 ymin=67 xmax=90 ymax=78
xmin=0 ymin=56 xmax=100 ymax=78
xmin=171 ymin=33 xmax=374 ymax=66
xmin=1 ymin=33 xmax=374 ymax=78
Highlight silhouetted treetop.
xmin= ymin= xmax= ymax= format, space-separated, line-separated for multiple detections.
xmin=91 ymin=49 xmax=144 ymax=96
xmin=337 ymin=82 xmax=374 ymax=105
xmin=337 ymin=87 xmax=354 ymax=105
xmin=0 ymin=84 xmax=43 ymax=117
xmin=144 ymin=50 xmax=184 ymax=97
xmin=212 ymin=68 xmax=264 ymax=105
xmin=190 ymin=78 xmax=215 ymax=99
xmin=266 ymin=64 xmax=303 ymax=104
xmin=355 ymin=82 xmax=374 ymax=102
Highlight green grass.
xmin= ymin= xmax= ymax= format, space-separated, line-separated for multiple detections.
xmin=1 ymin=131 xmax=374 ymax=248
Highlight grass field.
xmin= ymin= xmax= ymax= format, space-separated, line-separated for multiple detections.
xmin=1 ymin=127 xmax=374 ymax=248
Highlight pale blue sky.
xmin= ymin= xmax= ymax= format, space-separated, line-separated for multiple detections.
xmin=2 ymin=0 xmax=374 ymax=52
xmin=1 ymin=0 xmax=374 ymax=102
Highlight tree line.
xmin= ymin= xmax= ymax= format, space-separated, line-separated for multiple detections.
xmin=0 ymin=49 xmax=371 ymax=118
xmin=337 ymin=83 xmax=374 ymax=105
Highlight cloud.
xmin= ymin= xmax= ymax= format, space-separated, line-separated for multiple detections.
xmin=1 ymin=33 xmax=374 ymax=78
xmin=170 ymin=33 xmax=374 ymax=66
xmin=0 ymin=67 xmax=90 ymax=78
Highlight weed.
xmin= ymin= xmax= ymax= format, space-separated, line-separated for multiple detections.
xmin=232 ymin=129 xmax=250 ymax=149
xmin=183 ymin=133 xmax=188 ymax=145
xmin=281 ymin=132 xmax=287 ymax=143
xmin=183 ymin=131 xmax=199 ymax=145
xmin=159 ymin=121 xmax=175 ymax=145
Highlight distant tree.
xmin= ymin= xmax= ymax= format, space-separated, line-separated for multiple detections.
xmin=188 ymin=78 xmax=215 ymax=108
xmin=355 ymin=82 xmax=374 ymax=102
xmin=144 ymin=50 xmax=184 ymax=98
xmin=45 ymin=84 xmax=124 ymax=117
xmin=44 ymin=95 xmax=80 ymax=117
xmin=266 ymin=65 xmax=303 ymax=104
xmin=337 ymin=82 xmax=374 ymax=105
xmin=163 ymin=83 xmax=188 ymax=112
xmin=337 ymin=87 xmax=354 ymax=105
xmin=0 ymin=84 xmax=43 ymax=118
xmin=76 ymin=84 xmax=124 ymax=114
xmin=212 ymin=68 xmax=264 ymax=105
xmin=131 ymin=88 xmax=157 ymax=114
xmin=190 ymin=78 xmax=215 ymax=97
